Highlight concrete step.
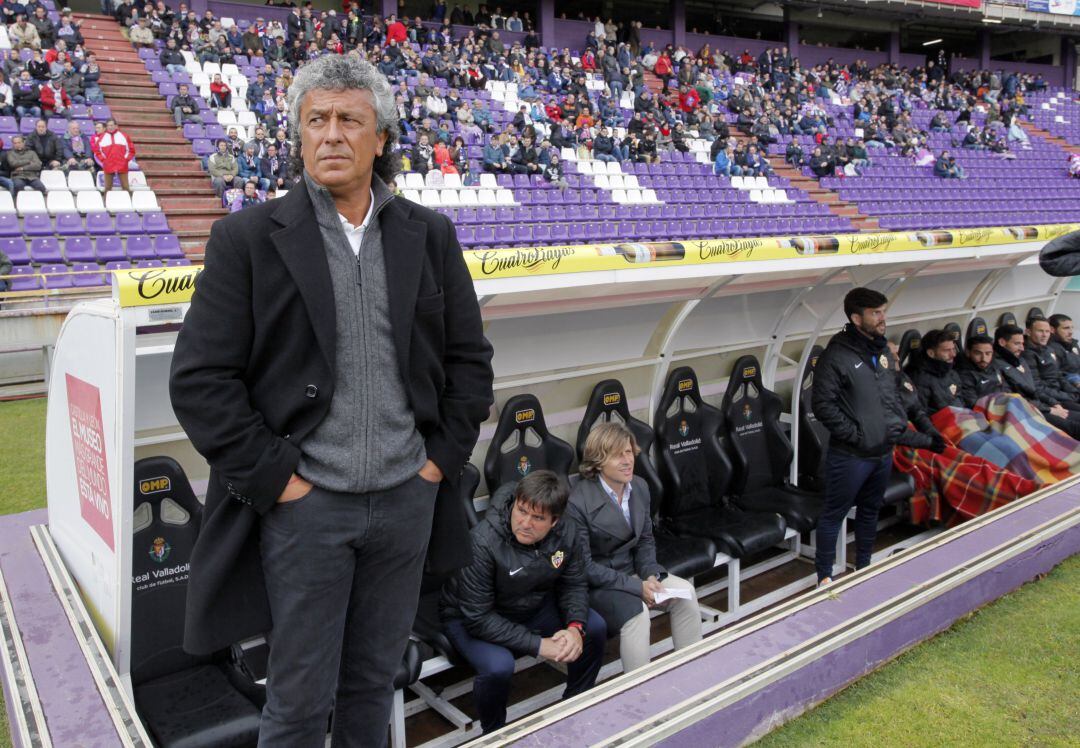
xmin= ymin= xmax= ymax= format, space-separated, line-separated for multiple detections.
xmin=138 ymin=144 xmax=200 ymax=158
xmin=99 ymin=87 xmax=161 ymax=101
xmin=170 ymin=215 xmax=219 ymax=232
xmin=155 ymin=186 xmax=216 ymax=197
xmin=159 ymin=196 xmax=227 ymax=213
xmin=97 ymin=60 xmax=152 ymax=76
xmin=139 ymin=164 xmax=212 ymax=177
xmin=111 ymin=113 xmax=177 ymax=128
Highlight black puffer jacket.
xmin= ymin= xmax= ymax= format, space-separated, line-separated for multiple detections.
xmin=1022 ymin=339 xmax=1079 ymax=404
xmin=909 ymin=355 xmax=964 ymax=413
xmin=812 ymin=325 xmax=907 ymax=458
xmin=956 ymin=356 xmax=1008 ymax=408
xmin=993 ymin=345 xmax=1054 ymax=411
xmin=440 ymin=484 xmax=588 ymax=656
xmin=1048 ymin=336 xmax=1080 ymax=377
xmin=895 ymin=370 xmax=942 ymax=450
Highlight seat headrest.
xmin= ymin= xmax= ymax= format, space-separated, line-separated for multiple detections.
xmin=897 ymin=328 xmax=922 ymax=370
xmin=657 ymin=366 xmax=704 ymax=413
xmin=723 ymin=355 xmax=764 ymax=398
xmin=966 ymin=317 xmax=988 ymax=341
xmin=799 ymin=345 xmax=825 ymax=394
xmin=943 ymin=321 xmax=961 ymax=340
xmin=576 ymin=378 xmax=632 ymax=457
xmin=1026 ymin=306 xmax=1045 ymax=325
xmin=998 ymin=311 xmax=1017 ymax=328
xmin=133 ymin=455 xmax=202 ymax=533
xmin=484 ymin=393 xmax=573 ymax=489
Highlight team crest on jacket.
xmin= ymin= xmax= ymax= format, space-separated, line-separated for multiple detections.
xmin=517 ymin=455 xmax=531 ymax=476
xmin=1018 ymin=365 xmax=1026 ymax=373
xmin=879 ymin=354 xmax=888 ymax=369
xmin=903 ymin=380 xmax=914 ymax=392
xmin=949 ymin=383 xmax=957 ymax=395
xmin=550 ymin=550 xmax=565 ymax=569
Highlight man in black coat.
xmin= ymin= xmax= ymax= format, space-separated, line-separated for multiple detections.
xmin=907 ymin=328 xmax=964 ymax=413
xmin=957 ymin=334 xmax=1009 ymax=408
xmin=811 ymin=288 xmax=907 ymax=584
xmin=169 ymin=56 xmax=494 ymax=747
xmin=1048 ymin=314 xmax=1080 ymax=386
xmin=440 ymin=471 xmax=606 ymax=734
xmin=1024 ymin=316 xmax=1080 ymax=405
xmin=994 ymin=324 xmax=1080 ymax=439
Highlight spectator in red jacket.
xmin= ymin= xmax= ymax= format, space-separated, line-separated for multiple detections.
xmin=209 ymin=73 xmax=232 ymax=109
xmin=386 ymin=14 xmax=407 ymax=44
xmin=677 ymin=84 xmax=700 ymax=113
xmin=653 ymin=52 xmax=673 ymax=90
xmin=39 ymin=75 xmax=71 ymax=119
xmin=93 ymin=119 xmax=136 ymax=191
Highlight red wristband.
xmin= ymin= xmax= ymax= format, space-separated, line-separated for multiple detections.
xmin=567 ymin=621 xmax=584 ymax=633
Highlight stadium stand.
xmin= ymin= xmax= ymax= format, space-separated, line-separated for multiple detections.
xmin=57 ymin=0 xmax=1070 ymax=268
xmin=0 ymin=5 xmax=184 ymax=293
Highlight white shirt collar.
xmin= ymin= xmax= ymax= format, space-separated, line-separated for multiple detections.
xmin=337 ymin=188 xmax=376 ymax=257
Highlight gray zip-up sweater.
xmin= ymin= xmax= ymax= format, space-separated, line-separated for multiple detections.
xmin=296 ymin=172 xmax=427 ymax=492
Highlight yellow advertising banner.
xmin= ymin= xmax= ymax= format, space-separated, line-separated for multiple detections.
xmin=114 ymin=265 xmax=203 ymax=308
xmin=112 ymin=223 xmax=1079 ymax=306
xmin=463 ymin=223 xmax=1080 ymax=279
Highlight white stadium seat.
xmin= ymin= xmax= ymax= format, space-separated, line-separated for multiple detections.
xmin=128 ymin=172 xmax=150 ymax=191
xmin=46 ymin=190 xmax=75 ymax=215
xmin=592 ymin=173 xmax=609 ymax=189
xmin=40 ymin=170 xmax=67 ymax=191
xmin=476 ymin=188 xmax=497 ymax=205
xmin=16 ymin=191 xmax=47 ymax=215
xmin=0 ymin=192 xmax=14 ymax=214
xmin=440 ymin=189 xmax=460 ymax=207
xmin=401 ymin=188 xmax=421 ymax=202
xmin=132 ymin=191 xmax=161 ymax=212
xmin=67 ymin=171 xmax=97 ymax=192
xmin=76 ymin=190 xmax=106 ymax=213
xmin=419 ymin=189 xmax=441 ymax=207
xmin=458 ymin=189 xmax=478 ymax=206
xmin=442 ymin=173 xmax=462 ymax=189
xmin=495 ymin=190 xmax=515 ymax=206
xmin=403 ymin=173 xmax=425 ymax=190
xmin=479 ymin=173 xmax=497 ymax=189
xmin=104 ymin=190 xmax=133 ymax=214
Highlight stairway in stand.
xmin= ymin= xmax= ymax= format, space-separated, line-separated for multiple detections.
xmin=73 ymin=12 xmax=224 ymax=260
xmin=1019 ymin=119 xmax=1080 ymax=156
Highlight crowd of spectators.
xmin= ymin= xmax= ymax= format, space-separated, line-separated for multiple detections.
xmin=109 ymin=0 xmax=1058 ymax=211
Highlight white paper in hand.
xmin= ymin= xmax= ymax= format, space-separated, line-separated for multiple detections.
xmin=653 ymin=587 xmax=693 ymax=604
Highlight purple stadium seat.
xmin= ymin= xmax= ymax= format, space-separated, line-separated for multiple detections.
xmin=86 ymin=213 xmax=115 ymax=235
xmin=0 ymin=214 xmax=19 ymax=236
xmin=456 ymin=225 xmax=475 ymax=246
xmin=126 ymin=236 xmax=156 ymax=260
xmin=159 ymin=82 xmax=178 ymax=97
xmin=0 ymin=116 xmax=17 ymax=134
xmin=141 ymin=212 xmax=170 ymax=234
xmin=55 ymin=213 xmax=85 ymax=235
xmin=64 ymin=237 xmax=95 ymax=263
xmin=115 ymin=212 xmax=144 ymax=235
xmin=164 ymin=259 xmax=192 ymax=267
xmin=69 ymin=105 xmax=90 ymax=119
xmin=47 ymin=118 xmax=68 ymax=135
xmin=104 ymin=261 xmax=131 ymax=271
xmin=30 ymin=237 xmax=63 ymax=263
xmin=90 ymin=105 xmax=112 ymax=120
xmin=95 ymin=236 xmax=126 ymax=262
xmin=22 ymin=214 xmax=54 ymax=237
xmin=474 ymin=225 xmax=495 ymax=246
xmin=71 ymin=262 xmax=107 ymax=287
xmin=183 ymin=123 xmax=206 ymax=139
xmin=40 ymin=263 xmax=73 ymax=289
xmin=152 ymin=234 xmax=184 ymax=259
xmin=8 ymin=265 xmax=41 ymax=291
xmin=136 ymin=260 xmax=163 ymax=268
xmin=192 ymin=139 xmax=215 ymax=157
xmin=0 ymin=238 xmax=29 ymax=264
xmin=205 ymin=124 xmax=226 ymax=140
xmin=493 ymin=225 xmax=513 ymax=246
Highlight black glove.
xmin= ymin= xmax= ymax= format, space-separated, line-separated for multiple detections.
xmin=896 ymin=429 xmax=932 ymax=450
xmin=929 ymin=433 xmax=946 ymax=453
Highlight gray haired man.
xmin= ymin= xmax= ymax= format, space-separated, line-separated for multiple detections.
xmin=169 ymin=54 xmax=494 ymax=746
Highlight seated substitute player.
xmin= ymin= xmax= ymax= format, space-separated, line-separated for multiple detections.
xmin=440 ymin=470 xmax=607 ymax=734
xmin=568 ymin=422 xmax=702 ymax=674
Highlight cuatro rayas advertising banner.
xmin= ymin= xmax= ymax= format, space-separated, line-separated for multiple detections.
xmin=108 ymin=223 xmax=1080 ymax=300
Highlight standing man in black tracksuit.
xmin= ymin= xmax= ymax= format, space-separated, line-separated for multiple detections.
xmin=440 ymin=471 xmax=607 ymax=734
xmin=812 ymin=288 xmax=907 ymax=585
xmin=907 ymin=329 xmax=965 ymax=413
xmin=1024 ymin=316 xmax=1080 ymax=406
xmin=994 ymin=324 xmax=1080 ymax=439
xmin=1047 ymin=314 xmax=1080 ymax=387
xmin=957 ymin=334 xmax=1009 ymax=408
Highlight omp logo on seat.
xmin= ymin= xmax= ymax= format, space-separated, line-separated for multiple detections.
xmin=742 ymin=366 xmax=757 ymax=379
xmin=811 ymin=356 xmax=819 ymax=367
xmin=603 ymin=392 xmax=621 ymax=406
xmin=677 ymin=379 xmax=693 ymax=392
xmin=139 ymin=476 xmax=171 ymax=495
xmin=515 ymin=408 xmax=535 ymax=424
xmin=911 ymin=339 xmax=921 ymax=349
xmin=975 ymin=324 xmax=986 ymax=334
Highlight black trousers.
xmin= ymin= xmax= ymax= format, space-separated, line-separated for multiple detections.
xmin=814 ymin=451 xmax=893 ymax=581
xmin=257 ymin=474 xmax=437 ymax=747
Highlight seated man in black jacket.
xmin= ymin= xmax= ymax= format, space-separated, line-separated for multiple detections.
xmin=956 ymin=334 xmax=1008 ymax=408
xmin=1047 ymin=314 xmax=1080 ymax=386
xmin=1024 ymin=316 xmax=1080 ymax=405
xmin=994 ymin=324 xmax=1080 ymax=439
xmin=440 ymin=471 xmax=606 ymax=734
xmin=907 ymin=328 xmax=964 ymax=413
